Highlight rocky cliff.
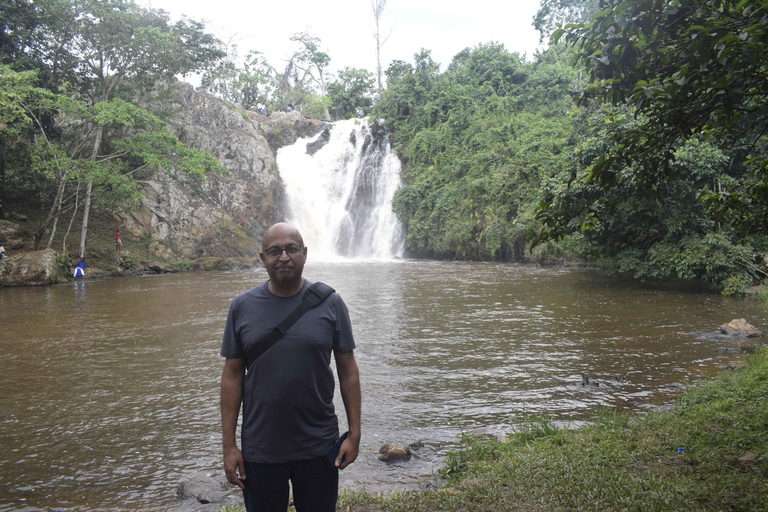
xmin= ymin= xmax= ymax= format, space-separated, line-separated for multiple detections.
xmin=0 ymin=82 xmax=330 ymax=286
xmin=124 ymin=82 xmax=329 ymax=260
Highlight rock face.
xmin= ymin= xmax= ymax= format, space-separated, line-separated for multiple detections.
xmin=720 ymin=319 xmax=763 ymax=338
xmin=0 ymin=249 xmax=62 ymax=286
xmin=122 ymin=82 xmax=327 ymax=260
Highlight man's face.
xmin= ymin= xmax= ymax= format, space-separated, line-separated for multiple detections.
xmin=259 ymin=225 xmax=307 ymax=289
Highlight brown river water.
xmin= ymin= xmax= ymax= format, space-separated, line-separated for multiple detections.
xmin=1 ymin=261 xmax=765 ymax=511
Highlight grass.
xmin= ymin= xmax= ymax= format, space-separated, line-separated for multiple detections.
xmin=333 ymin=348 xmax=768 ymax=512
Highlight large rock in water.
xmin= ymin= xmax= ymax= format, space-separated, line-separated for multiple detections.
xmin=0 ymin=249 xmax=62 ymax=286
xmin=720 ymin=319 xmax=763 ymax=338
xmin=378 ymin=442 xmax=412 ymax=462
xmin=122 ymin=82 xmax=327 ymax=260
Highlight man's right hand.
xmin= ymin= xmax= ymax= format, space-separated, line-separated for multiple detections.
xmin=224 ymin=445 xmax=246 ymax=489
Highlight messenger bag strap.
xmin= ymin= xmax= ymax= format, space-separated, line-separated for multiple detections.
xmin=244 ymin=282 xmax=335 ymax=368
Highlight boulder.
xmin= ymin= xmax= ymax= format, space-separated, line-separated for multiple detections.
xmin=0 ymin=249 xmax=64 ymax=286
xmin=719 ymin=319 xmax=763 ymax=338
xmin=306 ymin=127 xmax=331 ymax=155
xmin=145 ymin=261 xmax=177 ymax=274
xmin=176 ymin=474 xmax=229 ymax=504
xmin=377 ymin=442 xmax=411 ymax=462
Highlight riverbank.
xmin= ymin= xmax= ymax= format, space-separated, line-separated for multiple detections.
xmin=220 ymin=349 xmax=768 ymax=512
xmin=342 ymin=348 xmax=767 ymax=512
xmin=0 ymin=211 xmax=260 ymax=286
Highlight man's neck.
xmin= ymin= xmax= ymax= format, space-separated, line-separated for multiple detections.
xmin=268 ymin=278 xmax=305 ymax=297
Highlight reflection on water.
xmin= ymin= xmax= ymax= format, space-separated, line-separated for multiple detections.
xmin=0 ymin=262 xmax=765 ymax=511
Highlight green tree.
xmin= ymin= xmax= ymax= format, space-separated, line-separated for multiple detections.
xmin=545 ymin=0 xmax=768 ymax=241
xmin=1 ymin=0 xmax=225 ymax=256
xmin=28 ymin=0 xmax=224 ymax=258
xmin=533 ymin=0 xmax=601 ymax=42
xmin=289 ymin=31 xmax=331 ymax=119
xmin=1 ymin=65 xmax=225 ymax=251
xmin=376 ymin=44 xmax=577 ymax=260
xmin=200 ymin=47 xmax=276 ymax=110
xmin=327 ymin=67 xmax=376 ymax=120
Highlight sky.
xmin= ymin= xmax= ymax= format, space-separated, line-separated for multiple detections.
xmin=141 ymin=0 xmax=546 ymax=80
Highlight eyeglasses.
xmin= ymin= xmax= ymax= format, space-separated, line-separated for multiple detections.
xmin=264 ymin=245 xmax=303 ymax=258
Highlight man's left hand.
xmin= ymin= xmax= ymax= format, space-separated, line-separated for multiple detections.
xmin=335 ymin=435 xmax=359 ymax=470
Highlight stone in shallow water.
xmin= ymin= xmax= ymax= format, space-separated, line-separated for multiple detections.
xmin=719 ymin=318 xmax=763 ymax=338
xmin=378 ymin=442 xmax=411 ymax=462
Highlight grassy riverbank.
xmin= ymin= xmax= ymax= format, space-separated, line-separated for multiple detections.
xmin=224 ymin=349 xmax=767 ymax=512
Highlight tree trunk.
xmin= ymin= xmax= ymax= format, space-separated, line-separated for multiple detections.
xmin=63 ymin=183 xmax=81 ymax=254
xmin=46 ymin=177 xmax=68 ymax=249
xmin=78 ymin=180 xmax=93 ymax=259
xmin=32 ymin=171 xmax=68 ymax=251
xmin=79 ymin=124 xmax=103 ymax=259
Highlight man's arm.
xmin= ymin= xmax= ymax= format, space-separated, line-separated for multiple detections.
xmin=221 ymin=357 xmax=246 ymax=488
xmin=334 ymin=349 xmax=361 ymax=470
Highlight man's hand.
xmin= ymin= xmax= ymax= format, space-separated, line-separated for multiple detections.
xmin=224 ymin=445 xmax=246 ymax=488
xmin=336 ymin=435 xmax=360 ymax=470
xmin=335 ymin=350 xmax=361 ymax=471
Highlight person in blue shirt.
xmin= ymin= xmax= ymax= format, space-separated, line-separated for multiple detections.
xmin=74 ymin=258 xmax=87 ymax=278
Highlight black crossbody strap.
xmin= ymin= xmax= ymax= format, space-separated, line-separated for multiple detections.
xmin=245 ymin=282 xmax=335 ymax=368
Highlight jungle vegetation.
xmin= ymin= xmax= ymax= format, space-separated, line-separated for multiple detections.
xmin=373 ymin=0 xmax=768 ymax=295
xmin=2 ymin=0 xmax=767 ymax=293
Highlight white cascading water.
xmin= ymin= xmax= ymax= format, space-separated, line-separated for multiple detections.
xmin=276 ymin=119 xmax=405 ymax=261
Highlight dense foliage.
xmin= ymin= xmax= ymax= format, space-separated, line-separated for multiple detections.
xmin=374 ymin=44 xmax=578 ymax=259
xmin=1 ymin=0 xmax=226 ymax=257
xmin=371 ymin=0 xmax=767 ymax=292
xmin=532 ymin=0 xmax=768 ymax=291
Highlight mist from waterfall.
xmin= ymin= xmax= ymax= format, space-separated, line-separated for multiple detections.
xmin=276 ymin=119 xmax=405 ymax=261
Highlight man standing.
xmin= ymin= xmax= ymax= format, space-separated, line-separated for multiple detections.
xmin=220 ymin=223 xmax=361 ymax=512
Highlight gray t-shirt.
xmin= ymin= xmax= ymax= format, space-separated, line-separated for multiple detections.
xmin=220 ymin=279 xmax=356 ymax=463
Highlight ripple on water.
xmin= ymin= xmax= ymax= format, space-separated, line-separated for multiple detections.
xmin=1 ymin=262 xmax=765 ymax=510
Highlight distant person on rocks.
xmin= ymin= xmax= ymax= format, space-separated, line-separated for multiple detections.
xmin=74 ymin=258 xmax=87 ymax=278
xmin=0 ymin=245 xmax=6 ymax=259
xmin=220 ymin=222 xmax=361 ymax=512
xmin=115 ymin=230 xmax=122 ymax=252
xmin=287 ymin=103 xmax=293 ymax=112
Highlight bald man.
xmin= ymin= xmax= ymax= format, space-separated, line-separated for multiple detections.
xmin=220 ymin=223 xmax=361 ymax=512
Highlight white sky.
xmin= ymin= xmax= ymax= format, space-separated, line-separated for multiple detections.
xmin=141 ymin=0 xmax=546 ymax=79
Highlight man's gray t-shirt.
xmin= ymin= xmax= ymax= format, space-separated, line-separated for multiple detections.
xmin=220 ymin=279 xmax=356 ymax=463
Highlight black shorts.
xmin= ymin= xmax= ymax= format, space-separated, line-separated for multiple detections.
xmin=242 ymin=455 xmax=338 ymax=512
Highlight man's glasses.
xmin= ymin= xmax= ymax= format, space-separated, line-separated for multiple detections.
xmin=264 ymin=245 xmax=303 ymax=258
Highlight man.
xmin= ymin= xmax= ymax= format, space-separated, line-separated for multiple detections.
xmin=220 ymin=222 xmax=361 ymax=512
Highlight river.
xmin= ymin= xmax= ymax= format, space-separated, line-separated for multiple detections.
xmin=0 ymin=261 xmax=765 ymax=511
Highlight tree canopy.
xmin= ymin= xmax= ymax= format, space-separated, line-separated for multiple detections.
xmin=0 ymin=0 xmax=226 ymax=256
xmin=543 ymin=0 xmax=768 ymax=238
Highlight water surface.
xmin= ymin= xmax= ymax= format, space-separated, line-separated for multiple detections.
xmin=0 ymin=261 xmax=764 ymax=511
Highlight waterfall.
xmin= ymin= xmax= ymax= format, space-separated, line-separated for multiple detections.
xmin=276 ymin=119 xmax=405 ymax=261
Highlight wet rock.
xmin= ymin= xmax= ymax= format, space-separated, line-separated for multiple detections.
xmin=378 ymin=442 xmax=411 ymax=462
xmin=582 ymin=375 xmax=628 ymax=388
xmin=306 ymin=128 xmax=331 ymax=155
xmin=719 ymin=319 xmax=763 ymax=338
xmin=408 ymin=440 xmax=424 ymax=450
xmin=717 ymin=346 xmax=743 ymax=354
xmin=0 ymin=249 xmax=65 ymax=286
xmin=177 ymin=475 xmax=229 ymax=504
xmin=145 ymin=261 xmax=177 ymax=274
